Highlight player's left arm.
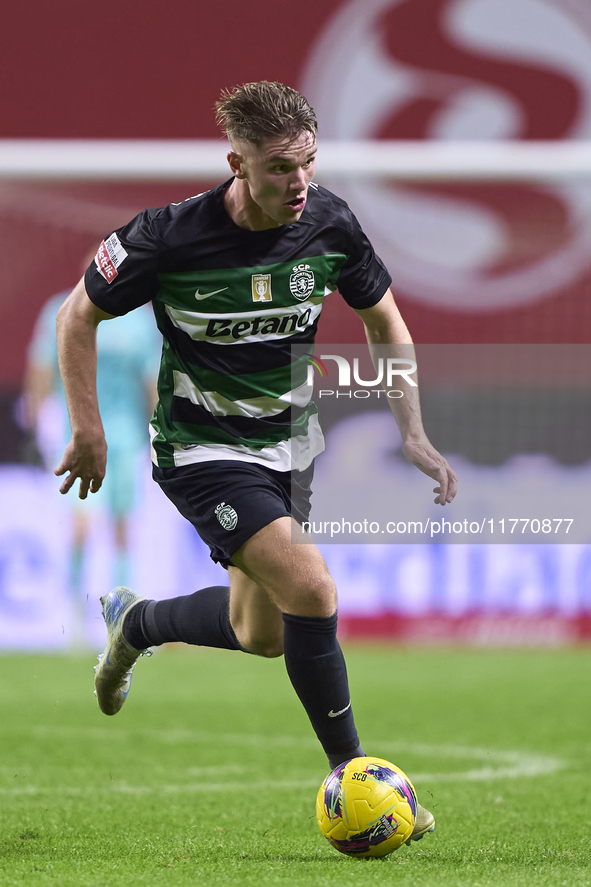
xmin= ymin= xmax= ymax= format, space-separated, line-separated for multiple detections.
xmin=355 ymin=288 xmax=458 ymax=506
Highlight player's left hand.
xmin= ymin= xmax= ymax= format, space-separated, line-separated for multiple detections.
xmin=402 ymin=437 xmax=458 ymax=505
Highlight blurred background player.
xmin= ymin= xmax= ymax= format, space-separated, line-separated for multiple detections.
xmin=23 ymin=249 xmax=161 ymax=645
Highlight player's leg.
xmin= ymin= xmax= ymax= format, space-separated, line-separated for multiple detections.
xmin=96 ymin=519 xmax=361 ymax=766
xmin=229 ymin=516 xmax=364 ymax=770
xmin=229 ymin=516 xmax=335 ymax=617
xmin=227 ymin=567 xmax=284 ymax=658
xmin=136 ymin=573 xmax=283 ymax=656
xmin=113 ymin=459 xmax=298 ymax=658
xmin=95 ymin=462 xmax=356 ymax=757
xmin=94 ymin=576 xmax=282 ymax=715
xmin=231 ymin=518 xmax=434 ymax=841
xmin=123 ymin=517 xmax=362 ymax=767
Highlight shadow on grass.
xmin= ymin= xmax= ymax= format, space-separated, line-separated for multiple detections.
xmin=237 ymin=851 xmax=406 ymax=864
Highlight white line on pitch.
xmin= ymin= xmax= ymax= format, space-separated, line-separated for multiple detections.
xmin=3 ymin=726 xmax=565 ymax=785
xmin=0 ymin=780 xmax=322 ymax=797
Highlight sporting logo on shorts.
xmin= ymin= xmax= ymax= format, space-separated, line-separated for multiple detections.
xmin=94 ymin=233 xmax=128 ymax=284
xmin=289 ymin=263 xmax=315 ymax=301
xmin=252 ymin=273 xmax=273 ymax=302
xmin=215 ymin=502 xmax=238 ymax=531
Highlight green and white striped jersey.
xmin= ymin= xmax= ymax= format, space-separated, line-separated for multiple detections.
xmin=85 ymin=180 xmax=391 ymax=471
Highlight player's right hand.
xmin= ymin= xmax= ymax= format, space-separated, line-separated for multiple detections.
xmin=54 ymin=434 xmax=107 ymax=499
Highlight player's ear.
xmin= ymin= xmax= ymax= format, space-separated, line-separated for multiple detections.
xmin=227 ymin=150 xmax=247 ymax=179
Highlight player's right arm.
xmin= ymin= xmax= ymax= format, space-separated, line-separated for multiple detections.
xmin=54 ymin=278 xmax=115 ymax=498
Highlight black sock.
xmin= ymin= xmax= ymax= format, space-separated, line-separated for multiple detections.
xmin=123 ymin=587 xmax=243 ymax=651
xmin=282 ymin=612 xmax=364 ymax=770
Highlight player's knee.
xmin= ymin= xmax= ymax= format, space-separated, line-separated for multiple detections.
xmin=285 ymin=572 xmax=337 ymax=618
xmin=243 ymin=633 xmax=284 ymax=659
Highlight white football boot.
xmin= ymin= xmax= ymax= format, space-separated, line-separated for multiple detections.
xmin=94 ymin=587 xmax=151 ymax=715
xmin=406 ymin=804 xmax=435 ymax=844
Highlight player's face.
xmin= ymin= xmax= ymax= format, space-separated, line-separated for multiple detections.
xmin=231 ymin=132 xmax=317 ymax=228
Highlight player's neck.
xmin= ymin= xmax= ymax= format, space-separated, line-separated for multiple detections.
xmin=223 ymin=180 xmax=281 ymax=232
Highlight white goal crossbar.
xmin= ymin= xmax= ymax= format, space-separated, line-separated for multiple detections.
xmin=0 ymin=139 xmax=590 ymax=181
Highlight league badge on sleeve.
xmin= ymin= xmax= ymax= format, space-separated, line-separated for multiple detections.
xmin=95 ymin=233 xmax=129 ymax=284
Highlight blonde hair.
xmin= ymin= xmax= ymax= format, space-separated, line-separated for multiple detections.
xmin=215 ymin=81 xmax=317 ymax=146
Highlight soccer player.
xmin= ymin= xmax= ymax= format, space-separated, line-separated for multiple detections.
xmin=55 ymin=82 xmax=457 ymax=842
xmin=24 ymin=263 xmax=160 ymax=643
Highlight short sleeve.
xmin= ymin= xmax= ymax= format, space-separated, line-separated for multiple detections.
xmin=84 ymin=208 xmax=161 ymax=316
xmin=336 ymin=211 xmax=392 ymax=310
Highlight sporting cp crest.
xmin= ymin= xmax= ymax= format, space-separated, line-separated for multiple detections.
xmin=215 ymin=502 xmax=238 ymax=531
xmin=289 ymin=264 xmax=315 ymax=301
xmin=252 ymin=273 xmax=273 ymax=302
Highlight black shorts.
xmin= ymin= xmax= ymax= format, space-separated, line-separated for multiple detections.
xmin=152 ymin=459 xmax=314 ymax=568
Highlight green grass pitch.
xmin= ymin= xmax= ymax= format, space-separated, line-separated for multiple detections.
xmin=0 ymin=645 xmax=589 ymax=886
